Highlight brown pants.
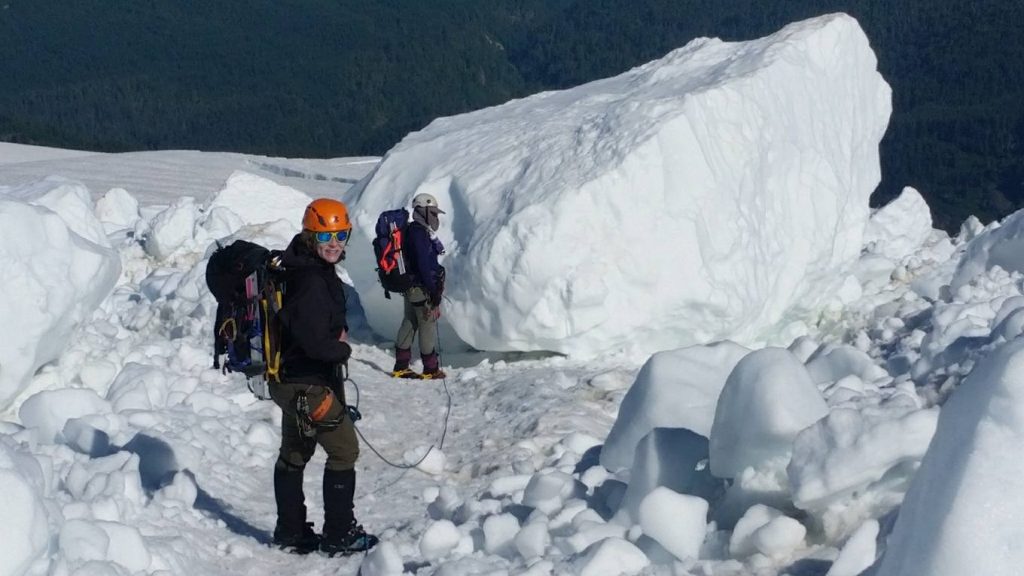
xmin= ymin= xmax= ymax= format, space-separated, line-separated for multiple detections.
xmin=271 ymin=381 xmax=359 ymax=472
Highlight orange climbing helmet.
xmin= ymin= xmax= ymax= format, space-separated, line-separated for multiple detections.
xmin=302 ymin=198 xmax=351 ymax=232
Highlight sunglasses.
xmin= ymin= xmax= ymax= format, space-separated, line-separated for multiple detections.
xmin=314 ymin=229 xmax=350 ymax=243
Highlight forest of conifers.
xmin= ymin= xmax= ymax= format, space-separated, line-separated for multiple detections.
xmin=1 ymin=0 xmax=1021 ymax=231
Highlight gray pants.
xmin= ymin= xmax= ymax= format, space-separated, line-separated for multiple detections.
xmin=271 ymin=381 xmax=359 ymax=472
xmin=395 ymin=286 xmax=437 ymax=355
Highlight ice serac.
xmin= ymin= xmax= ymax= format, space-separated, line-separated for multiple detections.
xmin=349 ymin=13 xmax=891 ymax=356
xmin=876 ymin=338 xmax=1024 ymax=576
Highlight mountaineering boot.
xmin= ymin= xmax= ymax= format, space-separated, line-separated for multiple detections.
xmin=273 ymin=522 xmax=319 ymax=554
xmin=272 ymin=464 xmax=320 ymax=554
xmin=321 ymin=469 xmax=379 ymax=556
xmin=322 ymin=522 xmax=379 ymax=556
xmin=391 ymin=347 xmax=420 ymax=378
xmin=391 ymin=368 xmax=421 ymax=379
xmin=420 ymin=352 xmax=446 ymax=380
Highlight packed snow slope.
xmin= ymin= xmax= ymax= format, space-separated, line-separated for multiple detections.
xmin=348 ymin=12 xmax=892 ymax=357
xmin=8 ymin=12 xmax=1024 ymax=576
xmin=0 ymin=142 xmax=377 ymax=206
xmin=876 ymin=338 xmax=1024 ymax=576
xmin=7 ymin=145 xmax=1024 ymax=576
xmin=0 ymin=146 xmax=378 ymax=412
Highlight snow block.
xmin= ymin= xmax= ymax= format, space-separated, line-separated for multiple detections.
xmin=615 ymin=427 xmax=720 ymax=525
xmin=349 ymin=13 xmax=891 ymax=357
xmin=638 ymin=487 xmax=708 ymax=562
xmin=709 ymin=347 xmax=828 ymax=479
xmin=601 ymin=341 xmax=749 ymax=472
xmin=0 ymin=189 xmax=120 ymax=411
xmin=0 ymin=441 xmax=49 ymax=576
xmin=573 ymin=538 xmax=649 ymax=576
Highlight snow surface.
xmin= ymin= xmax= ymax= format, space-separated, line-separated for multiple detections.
xmin=2 ymin=11 xmax=1024 ymax=576
xmin=348 ymin=12 xmax=891 ymax=358
xmin=875 ymin=337 xmax=1024 ymax=576
xmin=0 ymin=142 xmax=376 ymax=206
xmin=0 ymin=179 xmax=120 ymax=411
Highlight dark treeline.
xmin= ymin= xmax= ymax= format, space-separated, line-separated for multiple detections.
xmin=1 ymin=0 xmax=1021 ymax=231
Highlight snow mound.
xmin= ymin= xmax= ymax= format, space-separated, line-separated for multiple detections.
xmin=638 ymin=487 xmax=708 ymax=562
xmin=787 ymin=407 xmax=938 ymax=511
xmin=0 ymin=439 xmax=50 ymax=576
xmin=143 ymin=171 xmax=309 ymax=262
xmin=348 ymin=13 xmax=891 ymax=357
xmin=0 ymin=181 xmax=121 ymax=411
xmin=709 ymin=347 xmax=829 ymax=479
xmin=206 ymin=170 xmax=314 ymax=227
xmin=573 ymin=538 xmax=649 ymax=576
xmin=827 ymin=520 xmax=879 ymax=576
xmin=876 ymin=338 xmax=1024 ymax=576
xmin=601 ymin=341 xmax=749 ymax=472
xmin=615 ymin=427 xmax=720 ymax=525
xmin=863 ymin=186 xmax=933 ymax=260
xmin=950 ymin=208 xmax=1024 ymax=293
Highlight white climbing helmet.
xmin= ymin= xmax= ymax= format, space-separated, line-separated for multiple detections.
xmin=412 ymin=192 xmax=446 ymax=213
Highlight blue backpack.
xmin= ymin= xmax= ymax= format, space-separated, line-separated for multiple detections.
xmin=372 ymin=208 xmax=414 ymax=298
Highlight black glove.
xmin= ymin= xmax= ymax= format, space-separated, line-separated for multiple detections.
xmin=430 ymin=266 xmax=445 ymax=307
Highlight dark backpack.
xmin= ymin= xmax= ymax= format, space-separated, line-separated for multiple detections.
xmin=205 ymin=240 xmax=286 ymax=397
xmin=372 ymin=208 xmax=415 ymax=298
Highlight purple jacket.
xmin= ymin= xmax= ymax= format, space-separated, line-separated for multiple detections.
xmin=403 ymin=222 xmax=443 ymax=300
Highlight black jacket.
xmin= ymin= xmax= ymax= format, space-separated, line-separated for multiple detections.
xmin=278 ymin=234 xmax=351 ymax=386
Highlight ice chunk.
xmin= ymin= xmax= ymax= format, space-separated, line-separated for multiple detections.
xmin=709 ymin=348 xmax=828 ymax=478
xmin=348 ymin=14 xmax=891 ymax=357
xmin=826 ymin=520 xmax=879 ymax=576
xmin=19 ymin=389 xmax=111 ymax=444
xmin=638 ymin=487 xmax=708 ymax=562
xmin=205 ymin=170 xmax=312 ymax=228
xmin=0 ymin=194 xmax=120 ymax=410
xmin=420 ymin=520 xmax=461 ymax=561
xmin=615 ymin=427 xmax=720 ymax=525
xmin=788 ymin=407 xmax=938 ymax=510
xmin=360 ymin=541 xmax=404 ymax=576
xmin=522 ymin=471 xmax=584 ymax=515
xmin=573 ymin=538 xmax=649 ymax=576
xmin=0 ymin=441 xmax=49 ymax=576
xmin=602 ymin=341 xmax=749 ymax=472
xmin=482 ymin=513 xmax=520 ymax=557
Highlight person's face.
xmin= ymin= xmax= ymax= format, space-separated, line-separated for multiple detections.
xmin=313 ymin=229 xmax=349 ymax=264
